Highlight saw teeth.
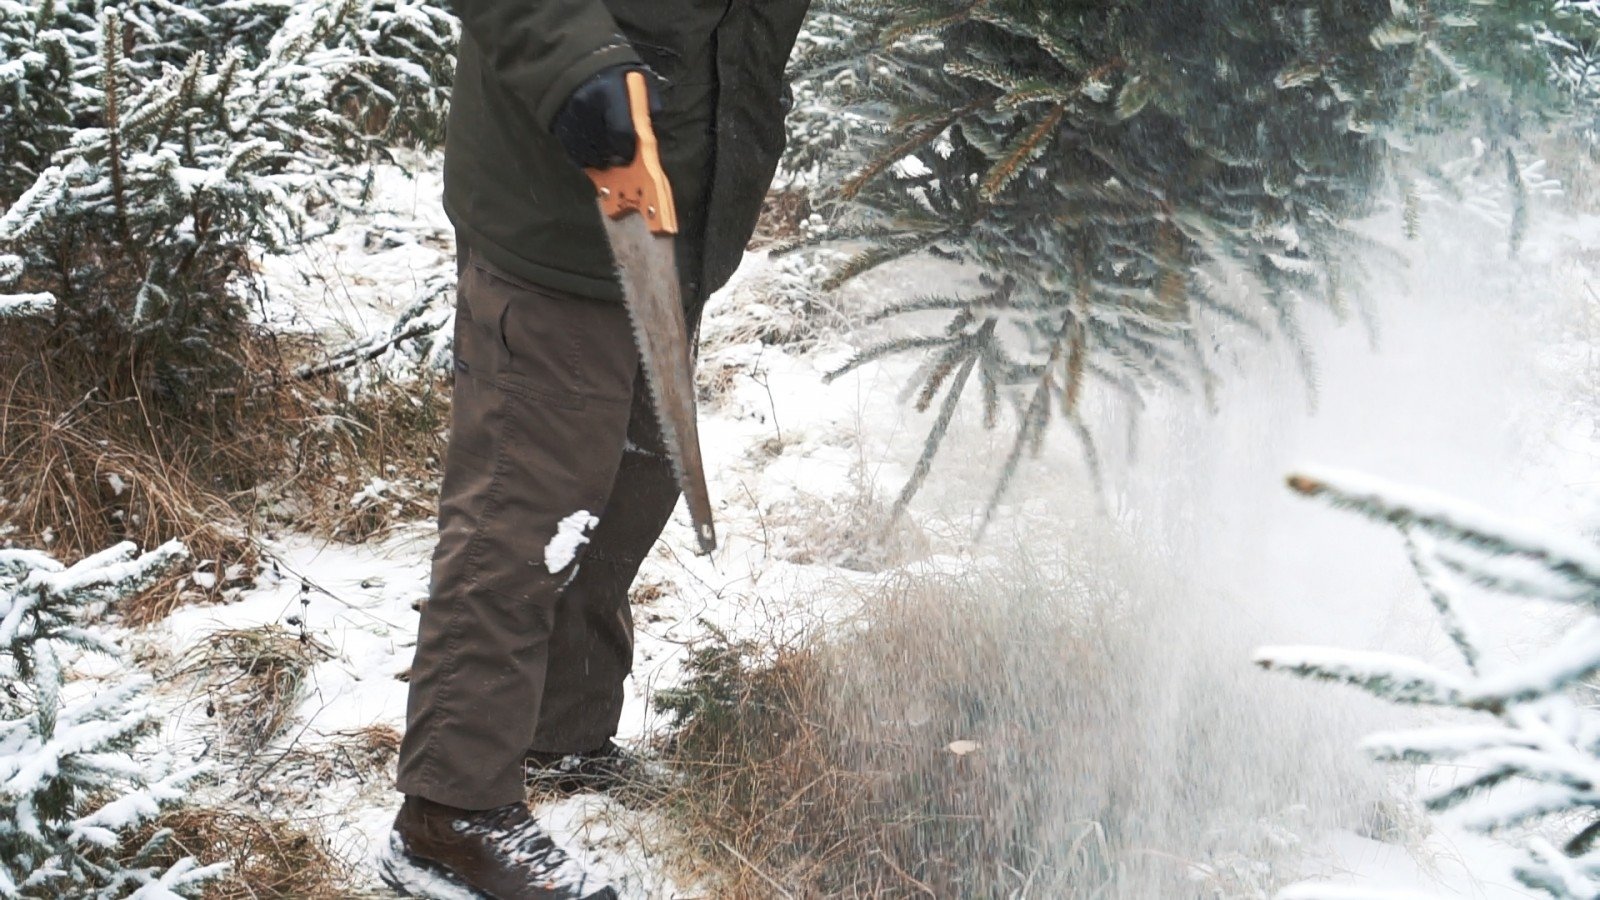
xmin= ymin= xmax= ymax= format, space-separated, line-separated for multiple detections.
xmin=602 ymin=211 xmax=718 ymax=554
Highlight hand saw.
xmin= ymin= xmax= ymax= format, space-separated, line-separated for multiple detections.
xmin=585 ymin=70 xmax=717 ymax=554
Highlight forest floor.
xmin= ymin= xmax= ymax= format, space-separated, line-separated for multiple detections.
xmin=108 ymin=150 xmax=1600 ymax=897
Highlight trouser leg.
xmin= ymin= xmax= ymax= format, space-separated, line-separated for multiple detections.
xmin=396 ymin=251 xmax=638 ymax=811
xmin=528 ymin=372 xmax=682 ymax=753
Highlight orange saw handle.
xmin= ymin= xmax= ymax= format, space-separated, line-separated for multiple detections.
xmin=584 ymin=71 xmax=678 ymax=236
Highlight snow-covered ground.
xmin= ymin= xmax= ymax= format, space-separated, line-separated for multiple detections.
xmin=118 ymin=152 xmax=1600 ymax=897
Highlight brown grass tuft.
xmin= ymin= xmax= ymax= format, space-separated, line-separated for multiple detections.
xmin=652 ymin=558 xmax=1382 ymax=898
xmin=0 ymin=304 xmax=308 ymax=555
xmin=128 ymin=806 xmax=354 ymax=899
xmin=294 ymin=376 xmax=449 ymax=544
xmin=0 ymin=300 xmax=449 ymax=624
xmin=345 ymin=723 xmax=403 ymax=767
xmin=174 ymin=625 xmax=336 ymax=756
xmin=752 ymin=189 xmax=814 ymax=248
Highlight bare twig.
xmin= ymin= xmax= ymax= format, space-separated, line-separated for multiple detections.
xmin=717 ymin=840 xmax=796 ymax=900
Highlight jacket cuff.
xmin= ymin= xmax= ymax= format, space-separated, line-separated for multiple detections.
xmin=535 ymin=41 xmax=643 ymax=130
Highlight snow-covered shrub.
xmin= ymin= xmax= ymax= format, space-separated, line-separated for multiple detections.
xmin=0 ymin=0 xmax=454 ymax=560
xmin=0 ymin=539 xmax=222 ymax=898
xmin=1551 ymin=1 xmax=1600 ymax=144
xmin=700 ymin=249 xmax=849 ymax=349
xmin=1257 ymin=469 xmax=1600 ymax=899
xmin=0 ymin=0 xmax=451 ymax=338
xmin=775 ymin=2 xmax=878 ymax=194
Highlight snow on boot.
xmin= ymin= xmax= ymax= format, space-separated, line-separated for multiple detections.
xmin=378 ymin=796 xmax=617 ymax=900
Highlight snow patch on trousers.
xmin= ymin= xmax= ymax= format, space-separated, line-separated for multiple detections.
xmin=545 ymin=511 xmax=600 ymax=574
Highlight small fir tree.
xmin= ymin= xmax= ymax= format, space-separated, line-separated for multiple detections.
xmin=0 ymin=0 xmax=457 ymax=368
xmin=1257 ymin=469 xmax=1600 ymax=899
xmin=0 ymin=0 xmax=456 ymax=553
xmin=0 ymin=539 xmax=221 ymax=899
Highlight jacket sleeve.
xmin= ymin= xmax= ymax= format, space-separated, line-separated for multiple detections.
xmin=451 ymin=0 xmax=642 ymax=129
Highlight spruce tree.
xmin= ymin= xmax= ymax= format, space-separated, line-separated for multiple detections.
xmin=0 ymin=539 xmax=221 ymax=899
xmin=0 ymin=0 xmax=457 ymax=553
xmin=0 ymin=0 xmax=457 ymax=395
xmin=807 ymin=1 xmax=1598 ymax=527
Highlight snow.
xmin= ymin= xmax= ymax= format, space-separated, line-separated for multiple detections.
xmin=24 ymin=539 xmax=187 ymax=605
xmin=545 ymin=511 xmax=599 ymax=575
xmin=375 ymin=832 xmax=482 ymax=899
xmin=0 ymin=291 xmax=54 ymax=318
xmin=1293 ymin=828 xmax=1543 ymax=899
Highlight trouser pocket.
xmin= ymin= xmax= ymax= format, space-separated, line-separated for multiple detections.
xmin=449 ymin=251 xmax=638 ymax=600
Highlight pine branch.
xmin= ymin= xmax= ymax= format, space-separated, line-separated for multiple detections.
xmin=979 ymin=103 xmax=1064 ymax=201
xmin=825 ymin=334 xmax=955 ymax=383
xmin=822 ymin=231 xmax=953 ymax=291
xmin=1253 ymin=645 xmax=1466 ymax=707
xmin=839 ymin=99 xmax=987 ymax=201
xmin=891 ymin=345 xmax=982 ymax=520
xmin=976 ymin=313 xmax=1073 ymax=536
xmin=1286 ymin=469 xmax=1600 ymax=599
xmin=1404 ymin=530 xmax=1488 ymax=673
xmin=100 ymin=9 xmax=130 ymax=246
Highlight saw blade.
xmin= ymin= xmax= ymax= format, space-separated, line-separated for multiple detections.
xmin=602 ymin=211 xmax=717 ymax=554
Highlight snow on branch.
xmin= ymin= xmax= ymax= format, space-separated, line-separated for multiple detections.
xmin=1288 ymin=468 xmax=1600 ymax=602
xmin=1253 ymin=646 xmax=1465 ymax=706
xmin=1263 ymin=468 xmax=1600 ymax=899
xmin=1 ymin=540 xmax=214 ymax=897
xmin=0 ymin=292 xmax=54 ymax=320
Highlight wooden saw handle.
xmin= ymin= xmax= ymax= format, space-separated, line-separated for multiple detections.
xmin=584 ymin=71 xmax=678 ymax=235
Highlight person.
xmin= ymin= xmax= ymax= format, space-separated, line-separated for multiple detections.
xmin=380 ymin=1 xmax=810 ymax=898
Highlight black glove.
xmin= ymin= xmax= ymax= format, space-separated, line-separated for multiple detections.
xmin=551 ymin=64 xmax=662 ymax=170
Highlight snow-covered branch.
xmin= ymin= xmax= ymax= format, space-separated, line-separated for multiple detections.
xmin=1 ymin=541 xmax=214 ymax=897
xmin=1263 ymin=469 xmax=1600 ymax=899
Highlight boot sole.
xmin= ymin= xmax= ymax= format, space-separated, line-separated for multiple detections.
xmin=376 ymin=831 xmax=492 ymax=900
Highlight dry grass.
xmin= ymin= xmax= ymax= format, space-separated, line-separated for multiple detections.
xmin=291 ymin=376 xmax=449 ymax=543
xmin=0 ymin=303 xmax=449 ymax=624
xmin=275 ymin=724 xmax=404 ymax=787
xmin=342 ymin=723 xmax=403 ymax=770
xmin=128 ymin=806 xmax=354 ymax=899
xmin=652 ymin=548 xmax=1385 ymax=898
xmin=0 ymin=315 xmax=296 ymax=620
xmin=0 ymin=307 xmax=275 ymax=601
xmin=174 ymin=625 xmax=336 ymax=756
xmin=696 ymin=361 xmax=745 ymax=410
xmin=752 ymin=189 xmax=814 ymax=248
xmin=766 ymin=473 xmax=929 ymax=573
xmin=630 ymin=576 xmax=673 ymax=607
xmin=0 ymin=298 xmax=314 ymax=536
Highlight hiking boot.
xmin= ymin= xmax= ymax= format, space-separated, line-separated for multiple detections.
xmin=378 ymin=795 xmax=617 ymax=900
xmin=521 ymin=736 xmax=665 ymax=797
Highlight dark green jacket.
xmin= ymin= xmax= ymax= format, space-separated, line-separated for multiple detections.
xmin=445 ymin=0 xmax=809 ymax=304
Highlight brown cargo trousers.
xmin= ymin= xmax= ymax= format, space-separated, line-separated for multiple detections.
xmin=395 ymin=248 xmax=689 ymax=810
